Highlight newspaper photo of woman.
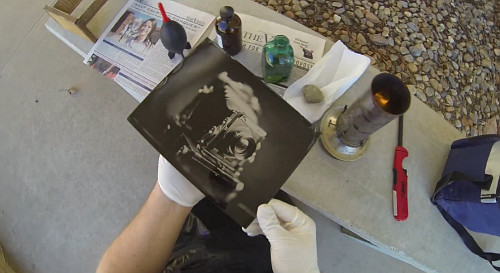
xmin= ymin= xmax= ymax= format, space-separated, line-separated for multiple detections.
xmin=126 ymin=18 xmax=158 ymax=53
xmin=107 ymin=10 xmax=135 ymax=42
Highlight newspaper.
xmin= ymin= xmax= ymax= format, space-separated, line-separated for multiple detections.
xmin=84 ymin=0 xmax=215 ymax=101
xmin=228 ymin=14 xmax=326 ymax=87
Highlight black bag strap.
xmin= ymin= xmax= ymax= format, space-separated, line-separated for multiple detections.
xmin=431 ymin=171 xmax=493 ymax=203
xmin=437 ymin=206 xmax=500 ymax=271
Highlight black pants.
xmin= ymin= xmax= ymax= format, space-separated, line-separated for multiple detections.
xmin=164 ymin=191 xmax=294 ymax=273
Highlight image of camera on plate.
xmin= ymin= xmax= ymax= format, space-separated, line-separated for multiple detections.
xmin=172 ymin=71 xmax=267 ymax=206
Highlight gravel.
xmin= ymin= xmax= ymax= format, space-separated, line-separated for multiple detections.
xmin=254 ymin=0 xmax=499 ymax=136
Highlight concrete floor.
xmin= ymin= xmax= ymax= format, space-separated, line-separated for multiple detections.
xmin=0 ymin=1 xmax=423 ymax=272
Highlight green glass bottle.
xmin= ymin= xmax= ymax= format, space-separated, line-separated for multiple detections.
xmin=262 ymin=35 xmax=294 ymax=83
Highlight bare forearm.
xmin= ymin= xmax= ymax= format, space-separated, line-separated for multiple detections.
xmin=96 ymin=182 xmax=191 ymax=273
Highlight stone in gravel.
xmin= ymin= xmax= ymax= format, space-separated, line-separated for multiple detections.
xmin=494 ymin=49 xmax=500 ymax=56
xmin=335 ymin=8 xmax=346 ymax=14
xmin=466 ymin=97 xmax=473 ymax=105
xmin=322 ymin=12 xmax=330 ymax=19
xmin=365 ymin=11 xmax=380 ymax=23
xmin=333 ymin=14 xmax=341 ymax=23
xmin=331 ymin=2 xmax=343 ymax=8
xmin=354 ymin=9 xmax=364 ymax=18
xmin=382 ymin=29 xmax=389 ymax=37
xmin=404 ymin=54 xmax=414 ymax=62
xmin=464 ymin=53 xmax=474 ymax=62
xmin=303 ymin=85 xmax=324 ymax=103
xmin=295 ymin=11 xmax=307 ymax=18
xmin=389 ymin=54 xmax=399 ymax=61
xmin=305 ymin=9 xmax=315 ymax=16
xmin=400 ymin=46 xmax=410 ymax=55
xmin=430 ymin=78 xmax=443 ymax=92
xmin=409 ymin=44 xmax=425 ymax=57
xmin=357 ymin=33 xmax=367 ymax=45
xmin=368 ymin=34 xmax=389 ymax=45
xmin=407 ymin=22 xmax=419 ymax=32
xmin=340 ymin=34 xmax=350 ymax=43
xmin=416 ymin=88 xmax=427 ymax=102
xmin=422 ymin=63 xmax=432 ymax=73
xmin=292 ymin=4 xmax=301 ymax=12
xmin=482 ymin=59 xmax=492 ymax=69
xmin=485 ymin=118 xmax=498 ymax=134
xmin=318 ymin=27 xmax=327 ymax=33
xmin=285 ymin=10 xmax=295 ymax=18
xmin=408 ymin=63 xmax=418 ymax=73
xmin=341 ymin=15 xmax=351 ymax=25
xmin=299 ymin=0 xmax=309 ymax=8
xmin=445 ymin=95 xmax=453 ymax=105
xmin=372 ymin=2 xmax=379 ymax=10
xmin=404 ymin=11 xmax=412 ymax=18
xmin=268 ymin=0 xmax=278 ymax=6
xmin=425 ymin=87 xmax=434 ymax=97
xmin=455 ymin=119 xmax=462 ymax=128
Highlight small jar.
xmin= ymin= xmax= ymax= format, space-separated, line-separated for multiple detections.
xmin=262 ymin=35 xmax=294 ymax=83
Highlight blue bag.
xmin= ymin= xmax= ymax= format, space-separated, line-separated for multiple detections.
xmin=431 ymin=135 xmax=500 ymax=271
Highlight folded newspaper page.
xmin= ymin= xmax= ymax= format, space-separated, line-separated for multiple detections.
xmin=231 ymin=14 xmax=326 ymax=87
xmin=84 ymin=0 xmax=215 ymax=101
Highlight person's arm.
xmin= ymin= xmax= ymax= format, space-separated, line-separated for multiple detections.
xmin=96 ymin=182 xmax=190 ymax=273
xmin=96 ymin=156 xmax=204 ymax=273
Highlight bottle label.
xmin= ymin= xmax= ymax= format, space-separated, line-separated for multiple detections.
xmin=216 ymin=34 xmax=223 ymax=48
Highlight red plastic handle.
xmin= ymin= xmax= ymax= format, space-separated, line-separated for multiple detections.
xmin=158 ymin=2 xmax=170 ymax=23
xmin=393 ymin=146 xmax=408 ymax=221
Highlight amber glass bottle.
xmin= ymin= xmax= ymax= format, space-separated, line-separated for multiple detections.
xmin=216 ymin=6 xmax=242 ymax=55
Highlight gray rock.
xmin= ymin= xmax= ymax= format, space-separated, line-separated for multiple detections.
xmin=365 ymin=11 xmax=380 ymax=23
xmin=299 ymin=0 xmax=309 ymax=8
xmin=430 ymin=78 xmax=443 ymax=92
xmin=335 ymin=7 xmax=346 ymax=14
xmin=425 ymin=87 xmax=434 ymax=97
xmin=464 ymin=53 xmax=474 ymax=62
xmin=368 ymin=34 xmax=389 ymax=45
xmin=341 ymin=15 xmax=352 ymax=25
xmin=422 ymin=63 xmax=432 ymax=73
xmin=357 ymin=33 xmax=367 ymax=45
xmin=416 ymin=89 xmax=427 ymax=102
xmin=340 ymin=34 xmax=350 ymax=43
xmin=409 ymin=43 xmax=425 ymax=57
xmin=331 ymin=2 xmax=343 ymax=8
xmin=295 ymin=11 xmax=307 ymax=18
xmin=445 ymin=95 xmax=453 ymax=105
xmin=333 ymin=14 xmax=341 ymax=23
xmin=408 ymin=63 xmax=418 ymax=73
xmin=404 ymin=11 xmax=412 ymax=17
xmin=404 ymin=54 xmax=415 ymax=62
xmin=292 ymin=4 xmax=301 ymax=12
xmin=354 ymin=9 xmax=364 ymax=18
xmin=407 ymin=22 xmax=419 ymax=32
xmin=268 ymin=0 xmax=279 ymax=6
xmin=303 ymin=85 xmax=325 ymax=103
xmin=400 ymin=46 xmax=410 ymax=55
xmin=455 ymin=119 xmax=462 ymax=128
xmin=390 ymin=54 xmax=399 ymax=61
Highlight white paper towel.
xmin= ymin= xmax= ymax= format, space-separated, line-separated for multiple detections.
xmin=283 ymin=41 xmax=371 ymax=123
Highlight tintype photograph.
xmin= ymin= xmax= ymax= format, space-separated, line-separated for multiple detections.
xmin=128 ymin=39 xmax=315 ymax=227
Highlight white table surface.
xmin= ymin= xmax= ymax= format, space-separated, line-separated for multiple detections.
xmin=45 ymin=1 xmax=497 ymax=272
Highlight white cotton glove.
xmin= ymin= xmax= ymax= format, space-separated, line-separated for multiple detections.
xmin=245 ymin=199 xmax=320 ymax=273
xmin=157 ymin=156 xmax=204 ymax=207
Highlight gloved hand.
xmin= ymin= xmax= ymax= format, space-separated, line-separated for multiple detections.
xmin=157 ymin=156 xmax=204 ymax=207
xmin=245 ymin=199 xmax=320 ymax=273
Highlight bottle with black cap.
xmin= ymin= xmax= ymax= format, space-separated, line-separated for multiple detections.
xmin=216 ymin=6 xmax=242 ymax=55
